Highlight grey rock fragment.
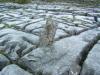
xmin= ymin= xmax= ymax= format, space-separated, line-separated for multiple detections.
xmin=0 ymin=24 xmax=5 ymax=29
xmin=0 ymin=54 xmax=10 ymax=70
xmin=81 ymin=41 xmax=100 ymax=75
xmin=0 ymin=29 xmax=39 ymax=61
xmin=0 ymin=72 xmax=1 ymax=75
xmin=1 ymin=64 xmax=32 ymax=75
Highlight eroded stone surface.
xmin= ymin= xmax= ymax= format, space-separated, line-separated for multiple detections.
xmin=81 ymin=41 xmax=100 ymax=75
xmin=1 ymin=64 xmax=32 ymax=75
xmin=0 ymin=54 xmax=10 ymax=70
xmin=0 ymin=29 xmax=39 ymax=61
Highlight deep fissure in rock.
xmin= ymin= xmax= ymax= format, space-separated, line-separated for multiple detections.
xmin=78 ymin=34 xmax=100 ymax=75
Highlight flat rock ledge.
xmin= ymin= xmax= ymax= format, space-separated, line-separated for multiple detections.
xmin=19 ymin=28 xmax=100 ymax=75
xmin=81 ymin=41 xmax=100 ymax=75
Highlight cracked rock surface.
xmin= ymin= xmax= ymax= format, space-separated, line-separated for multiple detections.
xmin=81 ymin=41 xmax=100 ymax=75
xmin=0 ymin=1 xmax=100 ymax=75
xmin=19 ymin=28 xmax=100 ymax=75
xmin=0 ymin=54 xmax=10 ymax=70
xmin=0 ymin=64 xmax=32 ymax=75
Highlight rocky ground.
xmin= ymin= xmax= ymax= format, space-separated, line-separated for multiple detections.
xmin=0 ymin=1 xmax=100 ymax=75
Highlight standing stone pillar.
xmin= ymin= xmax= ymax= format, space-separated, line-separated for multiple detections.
xmin=39 ymin=15 xmax=58 ymax=47
xmin=72 ymin=11 xmax=76 ymax=22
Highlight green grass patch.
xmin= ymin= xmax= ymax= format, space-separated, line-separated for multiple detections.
xmin=75 ymin=0 xmax=100 ymax=7
xmin=14 ymin=0 xmax=32 ymax=4
xmin=43 ymin=0 xmax=100 ymax=7
xmin=0 ymin=0 xmax=32 ymax=4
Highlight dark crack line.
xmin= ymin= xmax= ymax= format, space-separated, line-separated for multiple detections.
xmin=22 ymin=19 xmax=44 ymax=30
xmin=77 ymin=34 xmax=100 ymax=75
xmin=55 ymin=24 xmax=100 ymax=41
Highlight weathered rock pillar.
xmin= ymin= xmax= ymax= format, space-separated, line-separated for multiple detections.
xmin=94 ymin=15 xmax=98 ymax=22
xmin=72 ymin=10 xmax=76 ymax=22
xmin=39 ymin=15 xmax=58 ymax=47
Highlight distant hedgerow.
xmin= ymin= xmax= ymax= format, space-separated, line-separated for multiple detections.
xmin=14 ymin=0 xmax=32 ymax=4
xmin=0 ymin=0 xmax=32 ymax=4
